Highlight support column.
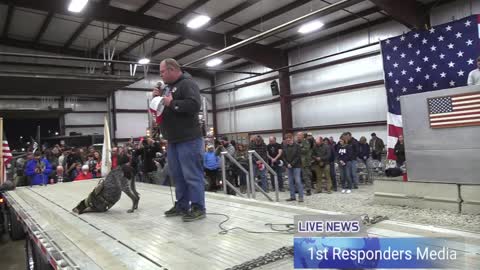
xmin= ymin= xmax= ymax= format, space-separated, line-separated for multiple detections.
xmin=211 ymin=75 xmax=218 ymax=137
xmin=59 ymin=96 xmax=66 ymax=136
xmin=279 ymin=57 xmax=292 ymax=137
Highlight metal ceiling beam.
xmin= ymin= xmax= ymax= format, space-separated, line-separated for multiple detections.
xmin=34 ymin=11 xmax=54 ymax=43
xmin=149 ymin=36 xmax=185 ymax=58
xmin=63 ymin=0 xmax=111 ymax=49
xmin=91 ymin=0 xmax=158 ymax=54
xmin=118 ymin=0 xmax=210 ymax=57
xmin=226 ymin=0 xmax=311 ymax=37
xmin=2 ymin=3 xmax=14 ymax=38
xmin=174 ymin=44 xmax=207 ymax=61
xmin=268 ymin=6 xmax=381 ymax=48
xmin=368 ymin=0 xmax=429 ymax=29
xmin=183 ymin=0 xmax=363 ymax=67
xmin=163 ymin=0 xmax=261 ymax=62
xmin=8 ymin=0 xmax=282 ymax=68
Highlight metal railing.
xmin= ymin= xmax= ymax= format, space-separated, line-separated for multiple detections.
xmin=220 ymin=152 xmax=251 ymax=198
xmin=248 ymin=150 xmax=279 ymax=202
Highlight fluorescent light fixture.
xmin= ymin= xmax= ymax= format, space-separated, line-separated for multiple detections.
xmin=187 ymin=15 xmax=211 ymax=29
xmin=298 ymin=20 xmax=324 ymax=34
xmin=68 ymin=0 xmax=89 ymax=13
xmin=206 ymin=58 xmax=223 ymax=67
xmin=138 ymin=58 xmax=150 ymax=65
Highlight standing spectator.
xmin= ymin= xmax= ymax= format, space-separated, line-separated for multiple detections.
xmin=249 ymin=136 xmax=268 ymax=191
xmin=329 ymin=136 xmax=336 ymax=146
xmin=297 ymin=132 xmax=313 ymax=196
xmin=86 ymin=154 xmax=98 ymax=178
xmin=394 ymin=135 xmax=406 ymax=167
xmin=215 ymin=136 xmax=236 ymax=187
xmin=138 ymin=138 xmax=161 ymax=183
xmin=283 ymin=133 xmax=304 ymax=202
xmin=111 ymin=147 xmax=119 ymax=169
xmin=358 ymin=136 xmax=370 ymax=164
xmin=93 ymin=151 xmax=102 ymax=177
xmin=312 ymin=137 xmax=332 ymax=193
xmin=345 ymin=132 xmax=359 ymax=189
xmin=25 ymin=151 xmax=52 ymax=186
xmin=74 ymin=165 xmax=93 ymax=181
xmin=235 ymin=144 xmax=249 ymax=193
xmin=50 ymin=166 xmax=71 ymax=183
xmin=267 ymin=136 xmax=284 ymax=192
xmin=337 ymin=138 xmax=353 ymax=194
xmin=324 ymin=138 xmax=338 ymax=192
xmin=204 ymin=145 xmax=220 ymax=191
xmin=369 ymin=133 xmax=385 ymax=161
xmin=66 ymin=148 xmax=82 ymax=179
xmin=158 ymin=58 xmax=205 ymax=222
xmin=467 ymin=56 xmax=480 ymax=85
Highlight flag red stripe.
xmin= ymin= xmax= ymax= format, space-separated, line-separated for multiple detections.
xmin=452 ymin=103 xmax=480 ymax=110
xmin=451 ymin=96 xmax=480 ymax=103
xmin=387 ymin=148 xmax=396 ymax=161
xmin=388 ymin=124 xmax=403 ymax=137
xmin=431 ymin=121 xmax=480 ymax=129
xmin=431 ymin=116 xmax=480 ymax=124
xmin=453 ymin=101 xmax=480 ymax=108
xmin=431 ymin=111 xmax=480 ymax=119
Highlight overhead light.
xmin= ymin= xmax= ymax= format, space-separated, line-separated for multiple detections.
xmin=187 ymin=15 xmax=211 ymax=29
xmin=138 ymin=58 xmax=150 ymax=65
xmin=68 ymin=0 xmax=89 ymax=13
xmin=206 ymin=58 xmax=223 ymax=67
xmin=298 ymin=20 xmax=324 ymax=34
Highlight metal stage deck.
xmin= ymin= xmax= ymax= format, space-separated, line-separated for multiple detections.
xmin=6 ymin=180 xmax=480 ymax=270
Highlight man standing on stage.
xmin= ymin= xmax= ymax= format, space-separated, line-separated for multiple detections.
xmin=467 ymin=56 xmax=480 ymax=86
xmin=153 ymin=58 xmax=205 ymax=222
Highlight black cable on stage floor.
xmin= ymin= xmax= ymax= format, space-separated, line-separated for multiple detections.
xmin=207 ymin=212 xmax=295 ymax=235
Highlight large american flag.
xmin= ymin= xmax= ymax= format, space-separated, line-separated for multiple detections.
xmin=381 ymin=15 xmax=480 ymax=160
xmin=428 ymin=92 xmax=480 ymax=128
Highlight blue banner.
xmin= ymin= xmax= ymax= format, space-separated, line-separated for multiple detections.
xmin=294 ymin=237 xmax=461 ymax=269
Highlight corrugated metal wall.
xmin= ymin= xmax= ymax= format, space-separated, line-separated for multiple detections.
xmin=213 ymin=0 xmax=478 ymax=140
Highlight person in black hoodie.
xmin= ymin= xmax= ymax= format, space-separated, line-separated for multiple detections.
xmin=324 ymin=138 xmax=338 ymax=192
xmin=283 ymin=133 xmax=304 ymax=202
xmin=337 ymin=137 xmax=353 ymax=194
xmin=394 ymin=135 xmax=406 ymax=167
xmin=156 ymin=58 xmax=205 ymax=222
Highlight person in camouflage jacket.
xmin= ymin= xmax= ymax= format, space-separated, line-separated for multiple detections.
xmin=296 ymin=132 xmax=313 ymax=196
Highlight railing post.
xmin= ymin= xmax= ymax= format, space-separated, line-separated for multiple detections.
xmin=248 ymin=151 xmax=256 ymax=199
xmin=221 ymin=152 xmax=227 ymax=194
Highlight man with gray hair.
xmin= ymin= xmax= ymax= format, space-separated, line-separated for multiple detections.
xmin=154 ymin=58 xmax=205 ymax=222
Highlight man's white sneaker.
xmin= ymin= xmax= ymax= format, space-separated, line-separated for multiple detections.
xmin=346 ymin=189 xmax=352 ymax=194
xmin=341 ymin=189 xmax=346 ymax=193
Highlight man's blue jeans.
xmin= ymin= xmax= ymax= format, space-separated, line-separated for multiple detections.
xmin=339 ymin=161 xmax=352 ymax=189
xmin=167 ymin=137 xmax=205 ymax=211
xmin=287 ymin=167 xmax=304 ymax=199
xmin=269 ymin=165 xmax=284 ymax=190
xmin=349 ymin=159 xmax=359 ymax=187
xmin=255 ymin=166 xmax=268 ymax=191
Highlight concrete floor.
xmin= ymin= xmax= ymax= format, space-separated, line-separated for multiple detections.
xmin=0 ymin=234 xmax=25 ymax=270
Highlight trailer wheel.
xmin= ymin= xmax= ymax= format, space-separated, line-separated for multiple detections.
xmin=25 ymin=237 xmax=54 ymax=270
xmin=25 ymin=237 xmax=36 ymax=270
xmin=8 ymin=208 xmax=25 ymax=240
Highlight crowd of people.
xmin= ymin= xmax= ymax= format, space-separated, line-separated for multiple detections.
xmin=204 ymin=132 xmax=395 ymax=203
xmin=10 ymin=137 xmax=168 ymax=188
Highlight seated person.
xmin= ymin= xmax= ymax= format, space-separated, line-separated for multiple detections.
xmin=25 ymin=151 xmax=52 ymax=186
xmin=50 ymin=166 xmax=71 ymax=183
xmin=74 ymin=165 xmax=93 ymax=181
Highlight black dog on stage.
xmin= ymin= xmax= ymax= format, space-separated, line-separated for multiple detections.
xmin=72 ymin=165 xmax=140 ymax=214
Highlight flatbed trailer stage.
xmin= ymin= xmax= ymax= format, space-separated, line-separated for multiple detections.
xmin=3 ymin=180 xmax=480 ymax=270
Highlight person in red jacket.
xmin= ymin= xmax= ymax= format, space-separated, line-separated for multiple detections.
xmin=75 ymin=165 xmax=93 ymax=181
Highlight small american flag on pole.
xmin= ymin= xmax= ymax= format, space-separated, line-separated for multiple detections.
xmin=428 ymin=92 xmax=480 ymax=128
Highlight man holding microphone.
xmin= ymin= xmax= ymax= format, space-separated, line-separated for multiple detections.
xmin=152 ymin=58 xmax=205 ymax=222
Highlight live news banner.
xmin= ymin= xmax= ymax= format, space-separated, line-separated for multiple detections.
xmin=293 ymin=215 xmax=465 ymax=269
